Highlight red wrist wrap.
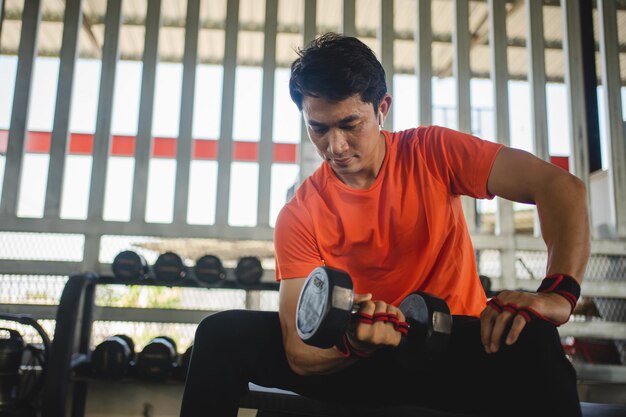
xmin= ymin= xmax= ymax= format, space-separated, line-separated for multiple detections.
xmin=334 ymin=334 xmax=372 ymax=359
xmin=536 ymin=274 xmax=581 ymax=313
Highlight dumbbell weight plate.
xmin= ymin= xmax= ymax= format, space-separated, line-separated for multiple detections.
xmin=91 ymin=335 xmax=134 ymax=379
xmin=137 ymin=336 xmax=178 ymax=380
xmin=396 ymin=292 xmax=452 ymax=367
xmin=235 ymin=257 xmax=264 ymax=286
xmin=154 ymin=252 xmax=185 ymax=283
xmin=296 ymin=267 xmax=354 ymax=349
xmin=113 ymin=334 xmax=136 ymax=363
xmin=112 ymin=251 xmax=149 ymax=280
xmin=195 ymin=255 xmax=225 ymax=285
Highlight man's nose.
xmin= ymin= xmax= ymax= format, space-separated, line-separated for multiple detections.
xmin=328 ymin=130 xmax=349 ymax=155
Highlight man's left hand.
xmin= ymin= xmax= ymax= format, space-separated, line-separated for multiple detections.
xmin=479 ymin=290 xmax=572 ymax=354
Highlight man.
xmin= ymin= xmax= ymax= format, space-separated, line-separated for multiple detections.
xmin=181 ymin=33 xmax=590 ymax=417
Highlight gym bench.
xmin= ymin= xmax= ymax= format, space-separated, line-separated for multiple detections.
xmin=240 ymin=383 xmax=626 ymax=417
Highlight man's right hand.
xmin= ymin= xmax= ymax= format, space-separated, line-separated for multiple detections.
xmin=347 ymin=294 xmax=406 ymax=354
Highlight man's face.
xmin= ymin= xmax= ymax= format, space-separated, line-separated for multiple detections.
xmin=301 ymin=94 xmax=390 ymax=186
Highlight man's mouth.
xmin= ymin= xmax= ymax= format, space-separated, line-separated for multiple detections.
xmin=332 ymin=157 xmax=354 ymax=167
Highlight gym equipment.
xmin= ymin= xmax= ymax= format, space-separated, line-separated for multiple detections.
xmin=0 ymin=314 xmax=50 ymax=416
xmin=91 ymin=335 xmax=135 ymax=379
xmin=235 ymin=256 xmax=264 ymax=286
xmin=295 ymin=267 xmax=452 ymax=366
xmin=153 ymin=252 xmax=186 ymax=283
xmin=136 ymin=336 xmax=178 ymax=380
xmin=112 ymin=250 xmax=150 ymax=281
xmin=194 ymin=255 xmax=226 ymax=285
xmin=0 ymin=328 xmax=24 ymax=408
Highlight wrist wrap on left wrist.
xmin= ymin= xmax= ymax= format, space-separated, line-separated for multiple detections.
xmin=536 ymin=274 xmax=581 ymax=314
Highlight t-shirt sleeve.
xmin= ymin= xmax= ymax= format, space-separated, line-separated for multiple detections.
xmin=273 ymin=203 xmax=323 ymax=281
xmin=417 ymin=125 xmax=504 ymax=198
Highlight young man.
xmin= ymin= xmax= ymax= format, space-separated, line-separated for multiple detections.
xmin=181 ymin=33 xmax=590 ymax=417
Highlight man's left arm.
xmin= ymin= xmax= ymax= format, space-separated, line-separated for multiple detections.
xmin=480 ymin=146 xmax=591 ymax=354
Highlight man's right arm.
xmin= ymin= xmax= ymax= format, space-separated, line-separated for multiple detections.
xmin=278 ymin=277 xmax=358 ymax=376
xmin=279 ymin=277 xmax=405 ymax=376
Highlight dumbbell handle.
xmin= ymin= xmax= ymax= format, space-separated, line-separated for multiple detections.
xmin=345 ymin=293 xmax=453 ymax=355
xmin=336 ymin=311 xmax=410 ymax=358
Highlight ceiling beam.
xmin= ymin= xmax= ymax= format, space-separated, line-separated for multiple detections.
xmin=4 ymin=11 xmax=625 ymax=53
xmin=81 ymin=11 xmax=101 ymax=58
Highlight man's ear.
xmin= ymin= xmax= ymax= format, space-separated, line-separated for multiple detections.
xmin=378 ymin=94 xmax=393 ymax=121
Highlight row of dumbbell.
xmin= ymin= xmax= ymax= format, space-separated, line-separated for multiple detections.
xmin=112 ymin=250 xmax=265 ymax=286
xmin=88 ymin=334 xmax=192 ymax=381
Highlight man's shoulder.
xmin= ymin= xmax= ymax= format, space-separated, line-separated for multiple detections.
xmin=389 ymin=126 xmax=434 ymax=150
xmin=281 ymin=171 xmax=327 ymax=215
xmin=387 ymin=127 xmax=431 ymax=157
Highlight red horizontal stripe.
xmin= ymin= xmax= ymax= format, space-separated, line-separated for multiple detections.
xmin=0 ymin=130 xmax=298 ymax=163
xmin=0 ymin=130 xmax=8 ymax=154
xmin=193 ymin=139 xmax=218 ymax=159
xmin=233 ymin=141 xmax=258 ymax=162
xmin=110 ymin=135 xmax=134 ymax=156
xmin=28 ymin=131 xmax=51 ymax=153
xmin=273 ymin=142 xmax=297 ymax=163
xmin=153 ymin=137 xmax=177 ymax=158
xmin=70 ymin=133 xmax=94 ymax=154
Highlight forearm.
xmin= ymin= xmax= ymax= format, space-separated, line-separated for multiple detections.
xmin=535 ymin=174 xmax=591 ymax=282
xmin=278 ymin=278 xmax=360 ymax=376
xmin=283 ymin=335 xmax=357 ymax=376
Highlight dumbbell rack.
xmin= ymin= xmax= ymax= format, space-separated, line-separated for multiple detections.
xmin=40 ymin=272 xmax=279 ymax=417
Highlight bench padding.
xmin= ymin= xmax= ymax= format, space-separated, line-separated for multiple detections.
xmin=240 ymin=384 xmax=626 ymax=417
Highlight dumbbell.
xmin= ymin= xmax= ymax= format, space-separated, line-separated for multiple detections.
xmin=235 ymin=256 xmax=264 ymax=286
xmin=194 ymin=255 xmax=226 ymax=285
xmin=137 ymin=336 xmax=178 ymax=380
xmin=154 ymin=252 xmax=186 ymax=283
xmin=112 ymin=250 xmax=149 ymax=281
xmin=295 ymin=267 xmax=452 ymax=367
xmin=0 ymin=328 xmax=24 ymax=407
xmin=91 ymin=334 xmax=135 ymax=379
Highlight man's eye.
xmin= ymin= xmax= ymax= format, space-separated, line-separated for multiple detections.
xmin=312 ymin=127 xmax=328 ymax=134
xmin=341 ymin=125 xmax=357 ymax=131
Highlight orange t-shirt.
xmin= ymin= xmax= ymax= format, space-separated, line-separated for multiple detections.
xmin=274 ymin=126 xmax=504 ymax=317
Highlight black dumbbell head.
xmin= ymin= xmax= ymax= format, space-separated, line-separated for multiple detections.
xmin=112 ymin=334 xmax=136 ymax=362
xmin=195 ymin=255 xmax=225 ymax=284
xmin=137 ymin=336 xmax=177 ymax=380
xmin=154 ymin=252 xmax=185 ymax=283
xmin=235 ymin=256 xmax=264 ymax=286
xmin=396 ymin=292 xmax=452 ymax=367
xmin=112 ymin=250 xmax=149 ymax=280
xmin=296 ymin=267 xmax=354 ymax=349
xmin=91 ymin=335 xmax=134 ymax=379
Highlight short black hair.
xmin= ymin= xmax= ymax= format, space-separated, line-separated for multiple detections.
xmin=289 ymin=33 xmax=387 ymax=114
